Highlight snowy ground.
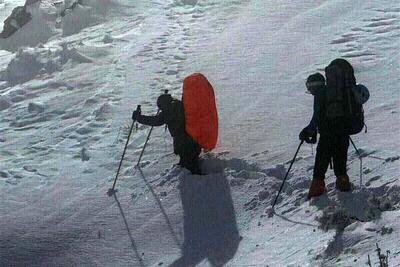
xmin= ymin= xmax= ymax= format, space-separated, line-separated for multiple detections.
xmin=0 ymin=0 xmax=399 ymax=266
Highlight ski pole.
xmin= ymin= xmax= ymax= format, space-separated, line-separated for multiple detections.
xmin=349 ymin=137 xmax=363 ymax=187
xmin=135 ymin=110 xmax=160 ymax=168
xmin=272 ymin=140 xmax=304 ymax=209
xmin=108 ymin=105 xmax=141 ymax=196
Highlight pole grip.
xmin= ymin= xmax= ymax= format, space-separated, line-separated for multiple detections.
xmin=132 ymin=105 xmax=141 ymax=118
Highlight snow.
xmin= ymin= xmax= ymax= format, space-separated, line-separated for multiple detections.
xmin=61 ymin=0 xmax=114 ymax=36
xmin=0 ymin=0 xmax=399 ymax=266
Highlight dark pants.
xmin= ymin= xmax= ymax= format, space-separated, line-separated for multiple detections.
xmin=313 ymin=134 xmax=349 ymax=179
xmin=174 ymin=134 xmax=201 ymax=174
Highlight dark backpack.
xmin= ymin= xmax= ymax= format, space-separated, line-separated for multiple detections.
xmin=324 ymin=59 xmax=368 ymax=135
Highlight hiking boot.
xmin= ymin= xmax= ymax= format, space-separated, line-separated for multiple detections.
xmin=336 ymin=175 xmax=350 ymax=192
xmin=308 ymin=179 xmax=326 ymax=199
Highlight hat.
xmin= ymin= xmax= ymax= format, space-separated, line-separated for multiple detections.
xmin=157 ymin=93 xmax=172 ymax=110
xmin=306 ymin=73 xmax=325 ymax=95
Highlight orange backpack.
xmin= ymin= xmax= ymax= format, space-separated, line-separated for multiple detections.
xmin=182 ymin=73 xmax=218 ymax=150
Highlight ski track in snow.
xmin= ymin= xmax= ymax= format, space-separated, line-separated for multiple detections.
xmin=0 ymin=0 xmax=399 ymax=266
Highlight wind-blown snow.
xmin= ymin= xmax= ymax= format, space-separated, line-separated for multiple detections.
xmin=0 ymin=0 xmax=399 ymax=266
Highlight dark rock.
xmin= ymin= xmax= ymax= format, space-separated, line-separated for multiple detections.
xmin=0 ymin=6 xmax=32 ymax=38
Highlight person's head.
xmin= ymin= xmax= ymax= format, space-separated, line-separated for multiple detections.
xmin=157 ymin=93 xmax=173 ymax=111
xmin=306 ymin=72 xmax=325 ymax=95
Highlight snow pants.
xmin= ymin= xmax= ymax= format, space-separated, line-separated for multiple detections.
xmin=174 ymin=134 xmax=201 ymax=174
xmin=313 ymin=134 xmax=349 ymax=179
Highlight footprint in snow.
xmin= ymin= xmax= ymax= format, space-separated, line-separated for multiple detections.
xmin=385 ymin=156 xmax=400 ymax=162
xmin=365 ymin=175 xmax=381 ymax=187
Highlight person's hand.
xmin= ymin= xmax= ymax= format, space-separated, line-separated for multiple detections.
xmin=299 ymin=127 xmax=310 ymax=141
xmin=299 ymin=126 xmax=317 ymax=143
xmin=131 ymin=109 xmax=141 ymax=121
xmin=306 ymin=130 xmax=317 ymax=144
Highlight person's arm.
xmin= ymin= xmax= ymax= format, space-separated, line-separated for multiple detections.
xmin=307 ymin=95 xmax=320 ymax=131
xmin=137 ymin=112 xmax=166 ymax=126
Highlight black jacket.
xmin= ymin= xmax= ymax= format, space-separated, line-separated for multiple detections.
xmin=137 ymin=99 xmax=200 ymax=155
xmin=137 ymin=99 xmax=186 ymax=138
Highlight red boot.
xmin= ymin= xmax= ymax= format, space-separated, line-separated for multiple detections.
xmin=308 ymin=179 xmax=326 ymax=199
xmin=336 ymin=175 xmax=350 ymax=192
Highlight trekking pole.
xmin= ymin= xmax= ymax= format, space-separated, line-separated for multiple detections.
xmin=349 ymin=137 xmax=363 ymax=188
xmin=107 ymin=105 xmax=141 ymax=196
xmin=271 ymin=140 xmax=304 ymax=210
xmin=135 ymin=110 xmax=160 ymax=168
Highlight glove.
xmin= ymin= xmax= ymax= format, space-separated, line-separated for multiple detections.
xmin=306 ymin=130 xmax=317 ymax=144
xmin=299 ymin=126 xmax=317 ymax=144
xmin=299 ymin=127 xmax=310 ymax=141
xmin=131 ymin=109 xmax=141 ymax=121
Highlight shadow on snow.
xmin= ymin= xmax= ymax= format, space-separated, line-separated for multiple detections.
xmin=170 ymin=167 xmax=240 ymax=266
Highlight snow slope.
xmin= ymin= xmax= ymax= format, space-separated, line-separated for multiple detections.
xmin=0 ymin=0 xmax=399 ymax=266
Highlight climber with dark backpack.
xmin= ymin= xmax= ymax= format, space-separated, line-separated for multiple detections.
xmin=132 ymin=73 xmax=218 ymax=175
xmin=300 ymin=59 xmax=369 ymax=198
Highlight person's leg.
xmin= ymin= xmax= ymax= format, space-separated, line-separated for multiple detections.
xmin=333 ymin=135 xmax=350 ymax=191
xmin=190 ymin=143 xmax=201 ymax=174
xmin=332 ymin=135 xmax=349 ymax=176
xmin=313 ymin=135 xmax=332 ymax=180
xmin=179 ymin=136 xmax=201 ymax=175
xmin=309 ymin=135 xmax=331 ymax=198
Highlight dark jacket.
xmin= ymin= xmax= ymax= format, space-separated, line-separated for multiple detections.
xmin=137 ymin=99 xmax=185 ymax=137
xmin=307 ymin=87 xmax=324 ymax=133
xmin=137 ymin=99 xmax=198 ymax=155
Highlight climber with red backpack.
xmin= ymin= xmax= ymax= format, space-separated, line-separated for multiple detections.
xmin=300 ymin=59 xmax=370 ymax=199
xmin=132 ymin=73 xmax=218 ymax=175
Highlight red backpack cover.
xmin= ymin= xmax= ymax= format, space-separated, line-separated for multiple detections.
xmin=182 ymin=73 xmax=218 ymax=150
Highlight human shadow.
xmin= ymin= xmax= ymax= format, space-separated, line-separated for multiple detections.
xmin=137 ymin=167 xmax=181 ymax=248
xmin=113 ymin=193 xmax=145 ymax=267
xmin=170 ymin=171 xmax=240 ymax=267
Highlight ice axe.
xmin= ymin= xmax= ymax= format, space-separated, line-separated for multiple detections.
xmin=268 ymin=140 xmax=304 ymax=217
xmin=107 ymin=105 xmax=141 ymax=196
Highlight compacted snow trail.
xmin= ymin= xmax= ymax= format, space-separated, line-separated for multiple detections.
xmin=0 ymin=0 xmax=399 ymax=266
